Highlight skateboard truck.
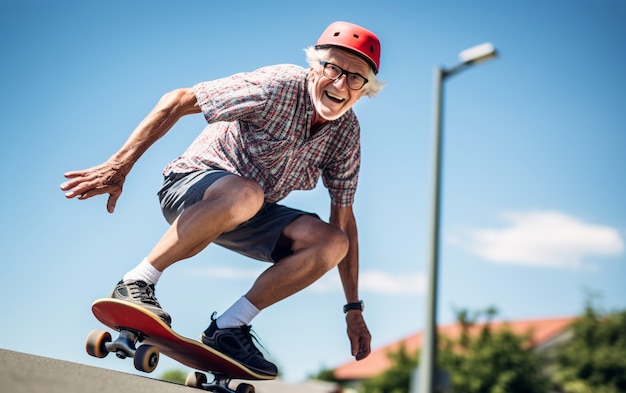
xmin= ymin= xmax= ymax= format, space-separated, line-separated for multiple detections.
xmin=86 ymin=328 xmax=160 ymax=373
xmin=106 ymin=329 xmax=139 ymax=359
xmin=186 ymin=372 xmax=255 ymax=393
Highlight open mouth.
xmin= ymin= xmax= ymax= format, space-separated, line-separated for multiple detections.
xmin=324 ymin=91 xmax=345 ymax=104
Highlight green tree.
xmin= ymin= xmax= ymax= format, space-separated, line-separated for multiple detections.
xmin=552 ymin=303 xmax=626 ymax=393
xmin=438 ymin=308 xmax=549 ymax=393
xmin=159 ymin=369 xmax=187 ymax=384
xmin=360 ymin=307 xmax=549 ymax=393
xmin=312 ymin=366 xmax=339 ymax=382
xmin=360 ymin=343 xmax=418 ymax=393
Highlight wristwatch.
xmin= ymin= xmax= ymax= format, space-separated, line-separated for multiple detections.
xmin=343 ymin=300 xmax=364 ymax=313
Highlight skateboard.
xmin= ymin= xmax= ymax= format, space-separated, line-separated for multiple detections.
xmin=86 ymin=298 xmax=276 ymax=393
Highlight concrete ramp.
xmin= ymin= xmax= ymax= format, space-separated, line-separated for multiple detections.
xmin=0 ymin=349 xmax=189 ymax=393
xmin=0 ymin=349 xmax=340 ymax=393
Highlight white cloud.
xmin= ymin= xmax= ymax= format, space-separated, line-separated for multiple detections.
xmin=455 ymin=210 xmax=625 ymax=268
xmin=361 ymin=270 xmax=426 ymax=294
xmin=310 ymin=270 xmax=426 ymax=295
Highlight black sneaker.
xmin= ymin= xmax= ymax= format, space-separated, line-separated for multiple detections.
xmin=111 ymin=280 xmax=172 ymax=326
xmin=200 ymin=316 xmax=278 ymax=377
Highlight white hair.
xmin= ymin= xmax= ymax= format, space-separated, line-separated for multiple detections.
xmin=304 ymin=46 xmax=385 ymax=98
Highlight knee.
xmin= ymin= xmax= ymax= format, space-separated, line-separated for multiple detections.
xmin=286 ymin=217 xmax=350 ymax=271
xmin=227 ymin=178 xmax=264 ymax=220
xmin=318 ymin=225 xmax=350 ymax=269
xmin=232 ymin=178 xmax=264 ymax=206
xmin=206 ymin=176 xmax=264 ymax=224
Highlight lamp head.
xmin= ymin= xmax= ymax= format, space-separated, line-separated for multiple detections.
xmin=459 ymin=43 xmax=498 ymax=65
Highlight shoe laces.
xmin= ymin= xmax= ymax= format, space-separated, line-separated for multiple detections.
xmin=127 ymin=281 xmax=161 ymax=307
xmin=210 ymin=312 xmax=266 ymax=357
xmin=237 ymin=325 xmax=267 ymax=356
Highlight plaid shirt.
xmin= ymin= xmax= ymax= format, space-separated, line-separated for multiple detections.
xmin=164 ymin=64 xmax=361 ymax=206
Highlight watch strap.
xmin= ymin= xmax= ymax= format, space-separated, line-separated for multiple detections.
xmin=343 ymin=300 xmax=364 ymax=313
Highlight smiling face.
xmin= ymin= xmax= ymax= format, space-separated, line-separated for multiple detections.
xmin=308 ymin=48 xmax=370 ymax=122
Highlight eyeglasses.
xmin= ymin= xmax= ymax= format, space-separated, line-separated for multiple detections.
xmin=319 ymin=61 xmax=369 ymax=90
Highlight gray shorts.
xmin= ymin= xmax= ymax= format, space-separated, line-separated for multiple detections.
xmin=157 ymin=170 xmax=318 ymax=262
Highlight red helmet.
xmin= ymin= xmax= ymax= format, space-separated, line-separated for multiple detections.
xmin=315 ymin=21 xmax=381 ymax=74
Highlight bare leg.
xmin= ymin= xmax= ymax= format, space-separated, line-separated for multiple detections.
xmin=245 ymin=215 xmax=349 ymax=310
xmin=147 ymin=175 xmax=264 ymax=271
xmin=138 ymin=173 xmax=348 ymax=322
xmin=194 ymin=195 xmax=348 ymax=377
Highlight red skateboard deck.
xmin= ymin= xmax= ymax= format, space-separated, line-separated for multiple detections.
xmin=88 ymin=298 xmax=276 ymax=382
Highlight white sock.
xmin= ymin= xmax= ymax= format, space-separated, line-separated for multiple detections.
xmin=216 ymin=296 xmax=260 ymax=329
xmin=123 ymin=258 xmax=162 ymax=286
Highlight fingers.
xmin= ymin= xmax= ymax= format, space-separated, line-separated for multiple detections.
xmin=60 ymin=164 xmax=125 ymax=212
xmin=63 ymin=169 xmax=89 ymax=179
xmin=347 ymin=313 xmax=372 ymax=361
xmin=352 ymin=335 xmax=371 ymax=360
xmin=60 ymin=173 xmax=85 ymax=197
xmin=61 ymin=170 xmax=100 ymax=198
xmin=60 ymin=173 xmax=104 ymax=199
xmin=107 ymin=194 xmax=119 ymax=214
xmin=355 ymin=349 xmax=369 ymax=361
xmin=358 ymin=338 xmax=371 ymax=360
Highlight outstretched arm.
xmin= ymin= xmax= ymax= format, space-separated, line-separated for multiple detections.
xmin=60 ymin=88 xmax=200 ymax=213
xmin=330 ymin=204 xmax=371 ymax=361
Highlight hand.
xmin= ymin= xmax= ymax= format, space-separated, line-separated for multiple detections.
xmin=346 ymin=311 xmax=371 ymax=361
xmin=60 ymin=160 xmax=129 ymax=213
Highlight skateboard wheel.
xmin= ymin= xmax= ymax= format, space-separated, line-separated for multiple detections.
xmin=134 ymin=345 xmax=159 ymax=373
xmin=86 ymin=329 xmax=112 ymax=358
xmin=236 ymin=383 xmax=255 ymax=393
xmin=184 ymin=372 xmax=207 ymax=388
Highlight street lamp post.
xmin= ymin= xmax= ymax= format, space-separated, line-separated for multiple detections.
xmin=416 ymin=43 xmax=498 ymax=393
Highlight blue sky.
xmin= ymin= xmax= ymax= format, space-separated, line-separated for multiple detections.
xmin=1 ymin=0 xmax=625 ymax=384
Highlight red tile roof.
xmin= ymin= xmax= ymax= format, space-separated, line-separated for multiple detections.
xmin=333 ymin=316 xmax=575 ymax=380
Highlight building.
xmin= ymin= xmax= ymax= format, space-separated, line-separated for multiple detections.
xmin=333 ymin=316 xmax=575 ymax=384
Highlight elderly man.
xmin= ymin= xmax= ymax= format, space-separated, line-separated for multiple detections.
xmin=61 ymin=21 xmax=384 ymax=376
